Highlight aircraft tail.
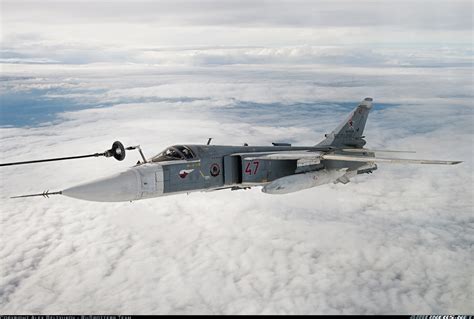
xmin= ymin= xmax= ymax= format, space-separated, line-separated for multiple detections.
xmin=317 ymin=97 xmax=373 ymax=148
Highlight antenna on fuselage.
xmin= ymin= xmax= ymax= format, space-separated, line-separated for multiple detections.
xmin=207 ymin=138 xmax=212 ymax=145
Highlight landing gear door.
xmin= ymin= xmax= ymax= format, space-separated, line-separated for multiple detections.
xmin=224 ymin=155 xmax=242 ymax=185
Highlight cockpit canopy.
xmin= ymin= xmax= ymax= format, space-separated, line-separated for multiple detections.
xmin=150 ymin=145 xmax=196 ymax=162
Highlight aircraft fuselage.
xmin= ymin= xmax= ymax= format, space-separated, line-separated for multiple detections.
xmin=62 ymin=144 xmax=368 ymax=202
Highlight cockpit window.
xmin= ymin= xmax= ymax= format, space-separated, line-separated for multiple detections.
xmin=175 ymin=145 xmax=196 ymax=159
xmin=151 ymin=145 xmax=195 ymax=162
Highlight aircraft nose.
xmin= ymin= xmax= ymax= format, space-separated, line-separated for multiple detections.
xmin=63 ymin=169 xmax=141 ymax=202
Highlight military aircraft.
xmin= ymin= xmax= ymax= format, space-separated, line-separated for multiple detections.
xmin=4 ymin=97 xmax=461 ymax=202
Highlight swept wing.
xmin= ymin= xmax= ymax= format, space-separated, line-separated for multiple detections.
xmin=321 ymin=154 xmax=462 ymax=165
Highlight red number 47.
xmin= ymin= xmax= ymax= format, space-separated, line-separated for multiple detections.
xmin=245 ymin=161 xmax=260 ymax=175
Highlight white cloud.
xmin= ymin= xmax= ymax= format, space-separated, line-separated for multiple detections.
xmin=3 ymin=0 xmax=472 ymax=30
xmin=0 ymin=54 xmax=472 ymax=314
xmin=0 ymin=0 xmax=472 ymax=314
xmin=1 ymin=0 xmax=472 ymax=60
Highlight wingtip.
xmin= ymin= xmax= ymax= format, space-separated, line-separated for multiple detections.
xmin=360 ymin=97 xmax=373 ymax=109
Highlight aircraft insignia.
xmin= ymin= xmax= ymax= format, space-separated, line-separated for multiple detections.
xmin=179 ymin=169 xmax=194 ymax=178
xmin=210 ymin=163 xmax=220 ymax=176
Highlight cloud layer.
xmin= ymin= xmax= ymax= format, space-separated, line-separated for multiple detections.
xmin=0 ymin=0 xmax=473 ymax=314
xmin=1 ymin=55 xmax=473 ymax=314
xmin=2 ymin=0 xmax=473 ymax=64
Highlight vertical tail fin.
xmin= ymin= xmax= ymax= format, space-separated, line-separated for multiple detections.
xmin=317 ymin=97 xmax=373 ymax=148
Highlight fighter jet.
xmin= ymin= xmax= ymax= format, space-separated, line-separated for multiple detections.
xmin=5 ymin=98 xmax=462 ymax=202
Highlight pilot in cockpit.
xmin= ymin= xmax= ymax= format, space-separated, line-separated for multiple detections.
xmin=151 ymin=145 xmax=195 ymax=162
xmin=182 ymin=148 xmax=191 ymax=159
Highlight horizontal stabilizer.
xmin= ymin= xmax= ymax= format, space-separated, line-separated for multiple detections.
xmin=322 ymin=154 xmax=462 ymax=165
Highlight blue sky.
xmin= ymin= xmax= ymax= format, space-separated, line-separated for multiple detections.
xmin=0 ymin=0 xmax=473 ymax=314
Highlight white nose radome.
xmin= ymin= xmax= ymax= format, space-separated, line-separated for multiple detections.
xmin=63 ymin=169 xmax=141 ymax=202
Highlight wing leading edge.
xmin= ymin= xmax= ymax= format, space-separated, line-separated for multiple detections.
xmin=321 ymin=154 xmax=462 ymax=165
xmin=236 ymin=151 xmax=462 ymax=165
